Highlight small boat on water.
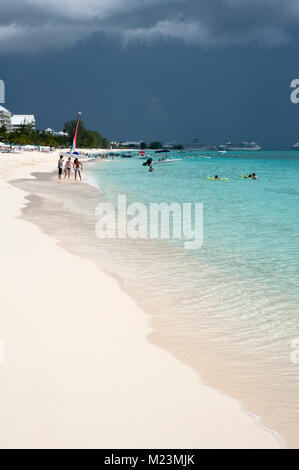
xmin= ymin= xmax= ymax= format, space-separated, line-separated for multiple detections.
xmin=121 ymin=154 xmax=133 ymax=158
xmin=153 ymin=158 xmax=182 ymax=164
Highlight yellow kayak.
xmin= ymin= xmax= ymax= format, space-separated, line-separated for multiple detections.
xmin=207 ymin=177 xmax=229 ymax=181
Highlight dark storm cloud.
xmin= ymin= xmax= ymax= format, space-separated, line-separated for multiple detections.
xmin=0 ymin=0 xmax=299 ymax=53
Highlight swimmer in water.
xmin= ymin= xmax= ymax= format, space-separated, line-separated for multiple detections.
xmin=252 ymin=173 xmax=258 ymax=180
xmin=149 ymin=166 xmax=154 ymax=172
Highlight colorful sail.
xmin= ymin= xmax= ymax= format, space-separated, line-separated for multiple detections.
xmin=71 ymin=112 xmax=81 ymax=153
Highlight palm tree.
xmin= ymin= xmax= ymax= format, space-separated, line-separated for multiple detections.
xmin=23 ymin=122 xmax=35 ymax=136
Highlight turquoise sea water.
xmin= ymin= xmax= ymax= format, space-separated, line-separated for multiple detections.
xmin=87 ymin=151 xmax=299 ymax=447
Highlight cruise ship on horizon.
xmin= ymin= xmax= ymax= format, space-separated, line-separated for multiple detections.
xmin=292 ymin=142 xmax=299 ymax=150
xmin=218 ymin=142 xmax=262 ymax=151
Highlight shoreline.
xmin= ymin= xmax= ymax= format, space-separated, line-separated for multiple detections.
xmin=83 ymin=160 xmax=286 ymax=449
xmin=0 ymin=150 xmax=282 ymax=448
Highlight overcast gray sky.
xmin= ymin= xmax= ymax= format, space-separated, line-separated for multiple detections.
xmin=1 ymin=0 xmax=299 ymax=147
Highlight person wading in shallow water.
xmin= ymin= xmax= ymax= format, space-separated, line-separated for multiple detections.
xmin=143 ymin=158 xmax=153 ymax=167
xmin=73 ymin=158 xmax=83 ymax=181
xmin=58 ymin=155 xmax=64 ymax=180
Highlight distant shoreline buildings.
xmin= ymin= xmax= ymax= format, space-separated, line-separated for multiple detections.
xmin=12 ymin=114 xmax=36 ymax=132
xmin=0 ymin=105 xmax=13 ymax=132
xmin=0 ymin=105 xmax=35 ymax=133
xmin=44 ymin=127 xmax=68 ymax=137
xmin=120 ymin=139 xmax=263 ymax=151
xmin=0 ymin=105 xmax=67 ymax=138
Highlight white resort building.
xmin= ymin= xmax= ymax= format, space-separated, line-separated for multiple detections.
xmin=0 ymin=107 xmax=36 ymax=133
xmin=44 ymin=127 xmax=68 ymax=137
xmin=11 ymin=114 xmax=36 ymax=132
xmin=0 ymin=105 xmax=13 ymax=132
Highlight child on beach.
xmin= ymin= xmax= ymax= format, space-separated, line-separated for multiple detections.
xmin=73 ymin=158 xmax=83 ymax=181
xmin=58 ymin=155 xmax=64 ymax=180
xmin=64 ymin=157 xmax=72 ymax=179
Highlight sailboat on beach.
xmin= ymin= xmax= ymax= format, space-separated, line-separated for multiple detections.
xmin=71 ymin=112 xmax=81 ymax=154
xmin=69 ymin=112 xmax=82 ymax=156
xmin=64 ymin=112 xmax=89 ymax=159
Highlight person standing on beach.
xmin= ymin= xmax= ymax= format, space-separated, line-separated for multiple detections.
xmin=73 ymin=158 xmax=83 ymax=181
xmin=58 ymin=155 xmax=64 ymax=180
xmin=64 ymin=157 xmax=72 ymax=180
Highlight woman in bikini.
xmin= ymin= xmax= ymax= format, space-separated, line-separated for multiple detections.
xmin=73 ymin=158 xmax=83 ymax=181
xmin=64 ymin=157 xmax=72 ymax=179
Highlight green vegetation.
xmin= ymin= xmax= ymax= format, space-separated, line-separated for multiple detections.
xmin=119 ymin=141 xmax=164 ymax=150
xmin=64 ymin=119 xmax=109 ymax=149
xmin=149 ymin=141 xmax=163 ymax=149
xmin=0 ymin=126 xmax=68 ymax=147
xmin=0 ymin=118 xmax=109 ymax=149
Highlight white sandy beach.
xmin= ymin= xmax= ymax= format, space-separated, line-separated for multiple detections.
xmin=0 ymin=150 xmax=281 ymax=449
